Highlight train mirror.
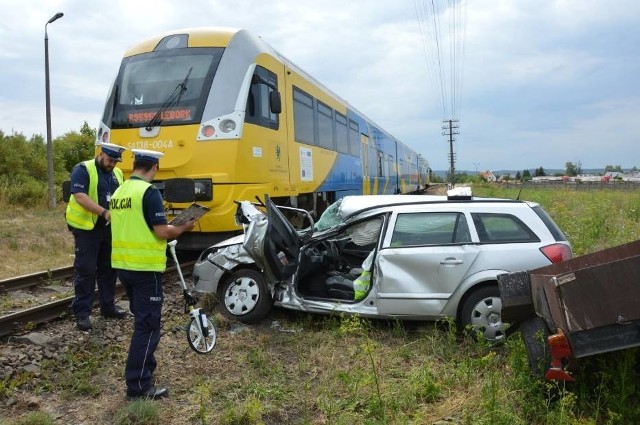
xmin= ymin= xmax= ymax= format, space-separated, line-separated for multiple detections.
xmin=164 ymin=178 xmax=196 ymax=203
xmin=270 ymin=91 xmax=282 ymax=114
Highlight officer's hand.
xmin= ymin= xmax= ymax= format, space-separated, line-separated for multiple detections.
xmin=183 ymin=218 xmax=196 ymax=231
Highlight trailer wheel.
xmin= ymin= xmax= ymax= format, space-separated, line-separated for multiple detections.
xmin=219 ymin=269 xmax=273 ymax=324
xmin=520 ymin=317 xmax=551 ymax=378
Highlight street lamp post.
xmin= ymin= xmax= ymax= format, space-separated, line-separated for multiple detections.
xmin=45 ymin=12 xmax=64 ymax=209
xmin=473 ymin=162 xmax=479 ymax=176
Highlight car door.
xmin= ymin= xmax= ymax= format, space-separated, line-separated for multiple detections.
xmin=243 ymin=195 xmax=301 ymax=283
xmin=376 ymin=210 xmax=481 ymax=316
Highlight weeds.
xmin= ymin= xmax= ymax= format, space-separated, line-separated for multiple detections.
xmin=220 ymin=396 xmax=264 ymax=425
xmin=113 ymin=400 xmax=160 ymax=425
xmin=5 ymin=411 xmax=56 ymax=425
xmin=37 ymin=340 xmax=124 ymax=398
xmin=3 ymin=187 xmax=640 ymax=423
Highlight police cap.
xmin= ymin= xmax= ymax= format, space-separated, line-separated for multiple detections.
xmin=100 ymin=143 xmax=127 ymax=162
xmin=131 ymin=149 xmax=164 ymax=164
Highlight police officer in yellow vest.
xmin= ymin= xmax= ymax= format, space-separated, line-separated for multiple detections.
xmin=110 ymin=149 xmax=195 ymax=401
xmin=66 ymin=142 xmax=129 ymax=331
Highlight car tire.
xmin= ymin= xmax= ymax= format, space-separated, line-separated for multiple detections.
xmin=218 ymin=269 xmax=273 ymax=324
xmin=520 ymin=316 xmax=551 ymax=378
xmin=459 ymin=285 xmax=505 ymax=343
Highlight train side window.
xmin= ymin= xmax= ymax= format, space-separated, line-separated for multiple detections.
xmin=246 ymin=66 xmax=279 ymax=130
xmin=336 ymin=112 xmax=349 ymax=154
xmin=348 ymin=119 xmax=360 ymax=157
xmin=317 ymin=101 xmax=334 ymax=150
xmin=293 ymin=87 xmax=315 ymax=145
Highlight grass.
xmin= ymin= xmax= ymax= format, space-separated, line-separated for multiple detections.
xmin=0 ymin=202 xmax=74 ymax=280
xmin=2 ymin=186 xmax=640 ymax=424
xmin=471 ymin=184 xmax=640 ymax=255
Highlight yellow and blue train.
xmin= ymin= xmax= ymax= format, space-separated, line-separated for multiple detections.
xmin=97 ymin=27 xmax=429 ymax=249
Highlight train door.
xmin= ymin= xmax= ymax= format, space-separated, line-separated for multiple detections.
xmin=361 ymin=134 xmax=371 ymax=194
xmin=374 ymin=150 xmax=387 ymax=194
xmin=241 ymin=59 xmax=291 ymax=199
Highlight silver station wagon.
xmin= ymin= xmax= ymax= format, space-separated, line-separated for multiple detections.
xmin=191 ymin=190 xmax=572 ymax=341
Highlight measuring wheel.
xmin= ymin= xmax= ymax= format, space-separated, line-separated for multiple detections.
xmin=186 ymin=311 xmax=216 ymax=354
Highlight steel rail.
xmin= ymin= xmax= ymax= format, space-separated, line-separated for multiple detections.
xmin=0 ymin=266 xmax=74 ymax=292
xmin=0 ymin=261 xmax=195 ymax=338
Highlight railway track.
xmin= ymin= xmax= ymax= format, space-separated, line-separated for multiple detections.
xmin=0 ymin=265 xmax=75 ymax=292
xmin=0 ymin=261 xmax=196 ymax=338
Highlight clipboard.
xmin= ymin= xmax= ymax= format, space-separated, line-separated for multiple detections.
xmin=168 ymin=203 xmax=210 ymax=225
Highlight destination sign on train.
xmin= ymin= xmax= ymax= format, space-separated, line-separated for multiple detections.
xmin=128 ymin=108 xmax=193 ymax=123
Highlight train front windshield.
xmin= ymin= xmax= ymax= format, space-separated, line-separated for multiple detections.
xmin=103 ymin=48 xmax=224 ymax=129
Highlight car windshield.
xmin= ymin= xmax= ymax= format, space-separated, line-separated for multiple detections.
xmin=314 ymin=199 xmax=344 ymax=231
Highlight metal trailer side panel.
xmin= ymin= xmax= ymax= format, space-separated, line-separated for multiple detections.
xmin=528 ymin=240 xmax=640 ymax=358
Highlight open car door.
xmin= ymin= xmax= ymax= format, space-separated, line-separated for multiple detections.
xmin=242 ymin=196 xmax=302 ymax=283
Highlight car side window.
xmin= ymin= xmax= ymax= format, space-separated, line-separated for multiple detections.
xmin=390 ymin=212 xmax=471 ymax=246
xmin=471 ymin=213 xmax=540 ymax=243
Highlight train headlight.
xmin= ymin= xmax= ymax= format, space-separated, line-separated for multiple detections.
xmin=219 ymin=119 xmax=236 ymax=133
xmin=194 ymin=179 xmax=213 ymax=201
xmin=201 ymin=125 xmax=215 ymax=138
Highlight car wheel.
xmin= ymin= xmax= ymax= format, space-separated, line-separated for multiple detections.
xmin=520 ymin=316 xmax=551 ymax=378
xmin=219 ymin=269 xmax=273 ymax=324
xmin=459 ymin=285 xmax=505 ymax=343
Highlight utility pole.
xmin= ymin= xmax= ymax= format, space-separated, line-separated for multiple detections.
xmin=442 ymin=119 xmax=459 ymax=186
xmin=45 ymin=12 xmax=64 ymax=209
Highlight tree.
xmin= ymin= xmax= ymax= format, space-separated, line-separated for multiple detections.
xmin=522 ymin=169 xmax=531 ymax=181
xmin=515 ymin=171 xmax=521 ymax=180
xmin=54 ymin=121 xmax=96 ymax=176
xmin=429 ymin=170 xmax=444 ymax=183
xmin=0 ymin=123 xmax=96 ymax=189
xmin=534 ymin=167 xmax=546 ymax=177
xmin=0 ymin=124 xmax=98 ymax=206
xmin=565 ymin=161 xmax=582 ymax=177
xmin=604 ymin=165 xmax=623 ymax=172
xmin=79 ymin=121 xmax=97 ymax=139
xmin=455 ymin=171 xmax=471 ymax=183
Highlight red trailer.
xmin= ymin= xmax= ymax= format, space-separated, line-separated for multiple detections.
xmin=498 ymin=240 xmax=640 ymax=380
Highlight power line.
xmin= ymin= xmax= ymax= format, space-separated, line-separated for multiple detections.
xmin=413 ymin=0 xmax=468 ymax=177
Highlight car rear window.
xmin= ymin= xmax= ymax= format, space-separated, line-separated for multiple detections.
xmin=471 ymin=213 xmax=540 ymax=243
xmin=391 ymin=212 xmax=471 ymax=246
xmin=531 ymin=205 xmax=568 ymax=242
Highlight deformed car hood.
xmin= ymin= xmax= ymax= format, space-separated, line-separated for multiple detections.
xmin=212 ymin=233 xmax=245 ymax=248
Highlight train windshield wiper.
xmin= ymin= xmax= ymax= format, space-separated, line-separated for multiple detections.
xmin=145 ymin=67 xmax=193 ymax=131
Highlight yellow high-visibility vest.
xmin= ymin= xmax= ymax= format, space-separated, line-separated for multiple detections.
xmin=65 ymin=159 xmax=123 ymax=230
xmin=110 ymin=179 xmax=166 ymax=272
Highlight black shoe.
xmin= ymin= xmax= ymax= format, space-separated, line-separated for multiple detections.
xmin=126 ymin=386 xmax=169 ymax=401
xmin=76 ymin=316 xmax=92 ymax=331
xmin=101 ymin=306 xmax=129 ymax=319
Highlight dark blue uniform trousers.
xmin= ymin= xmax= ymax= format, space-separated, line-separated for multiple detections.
xmin=118 ymin=270 xmax=164 ymax=395
xmin=71 ymin=226 xmax=117 ymax=318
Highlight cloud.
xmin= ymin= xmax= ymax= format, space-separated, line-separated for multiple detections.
xmin=1 ymin=0 xmax=639 ymax=172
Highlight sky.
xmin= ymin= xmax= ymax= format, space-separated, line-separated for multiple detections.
xmin=1 ymin=0 xmax=639 ymax=173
